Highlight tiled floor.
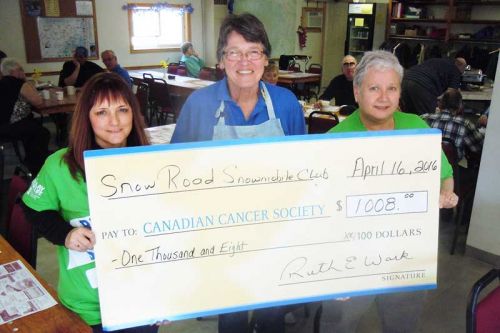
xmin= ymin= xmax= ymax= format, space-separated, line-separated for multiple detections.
xmin=34 ymin=218 xmax=493 ymax=333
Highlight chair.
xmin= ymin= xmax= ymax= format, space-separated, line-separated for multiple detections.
xmin=215 ymin=64 xmax=225 ymax=81
xmin=5 ymin=166 xmax=37 ymax=268
xmin=147 ymin=78 xmax=176 ymax=125
xmin=176 ymin=65 xmax=188 ymax=77
xmin=308 ymin=111 xmax=339 ymax=134
xmin=339 ymin=105 xmax=356 ymax=116
xmin=288 ymin=61 xmax=301 ymax=72
xmin=279 ymin=55 xmax=295 ymax=70
xmin=466 ymin=268 xmax=500 ymax=333
xmin=135 ymin=82 xmax=150 ymax=125
xmin=441 ymin=138 xmax=477 ymax=254
xmin=167 ymin=62 xmax=179 ymax=75
xmin=306 ymin=63 xmax=322 ymax=96
xmin=198 ymin=67 xmax=215 ymax=81
xmin=307 ymin=63 xmax=322 ymax=74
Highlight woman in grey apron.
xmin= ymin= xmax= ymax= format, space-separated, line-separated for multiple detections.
xmin=171 ymin=13 xmax=306 ymax=333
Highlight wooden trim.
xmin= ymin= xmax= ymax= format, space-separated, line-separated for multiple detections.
xmin=130 ymin=48 xmax=181 ymax=54
xmin=20 ymin=0 xmax=99 ymax=63
xmin=125 ymin=65 xmax=162 ymax=70
xmin=26 ymin=70 xmax=61 ymax=76
xmin=26 ymin=65 xmax=163 ymax=77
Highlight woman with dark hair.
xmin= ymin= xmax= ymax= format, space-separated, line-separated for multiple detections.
xmin=21 ymin=72 xmax=158 ymax=333
xmin=171 ymin=13 xmax=305 ymax=333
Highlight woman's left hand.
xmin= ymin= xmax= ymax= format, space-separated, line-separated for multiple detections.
xmin=440 ymin=191 xmax=459 ymax=209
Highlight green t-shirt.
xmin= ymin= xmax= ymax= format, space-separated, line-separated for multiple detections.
xmin=329 ymin=110 xmax=453 ymax=180
xmin=22 ymin=148 xmax=100 ymax=325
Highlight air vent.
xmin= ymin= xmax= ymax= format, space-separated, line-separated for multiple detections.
xmin=214 ymin=0 xmax=227 ymax=4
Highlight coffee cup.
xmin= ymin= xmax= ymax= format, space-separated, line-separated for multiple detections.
xmin=41 ymin=90 xmax=50 ymax=100
xmin=66 ymin=85 xmax=76 ymax=95
xmin=55 ymin=91 xmax=64 ymax=101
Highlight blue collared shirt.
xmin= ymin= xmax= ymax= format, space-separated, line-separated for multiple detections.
xmin=112 ymin=64 xmax=132 ymax=87
xmin=171 ymin=78 xmax=306 ymax=143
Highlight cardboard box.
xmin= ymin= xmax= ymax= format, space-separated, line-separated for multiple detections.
xmin=404 ymin=29 xmax=418 ymax=37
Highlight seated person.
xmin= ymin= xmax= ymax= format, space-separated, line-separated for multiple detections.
xmin=180 ymin=42 xmax=205 ymax=78
xmin=0 ymin=58 xmax=50 ymax=174
xmin=421 ymin=88 xmax=484 ymax=161
xmin=319 ymin=55 xmax=357 ymax=107
xmin=262 ymin=63 xmax=279 ymax=85
xmin=58 ymin=46 xmax=103 ymax=87
xmin=101 ymin=49 xmax=131 ymax=87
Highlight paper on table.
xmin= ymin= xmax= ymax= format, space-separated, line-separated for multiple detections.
xmin=0 ymin=260 xmax=57 ymax=324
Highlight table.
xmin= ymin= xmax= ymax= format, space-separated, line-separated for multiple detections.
xmin=0 ymin=236 xmax=90 ymax=333
xmin=461 ymin=87 xmax=492 ymax=115
xmin=129 ymin=70 xmax=215 ymax=97
xmin=461 ymin=87 xmax=493 ymax=101
xmin=35 ymin=89 xmax=78 ymax=116
xmin=278 ymin=72 xmax=321 ymax=85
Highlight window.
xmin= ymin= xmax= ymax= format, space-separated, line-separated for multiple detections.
xmin=127 ymin=3 xmax=192 ymax=53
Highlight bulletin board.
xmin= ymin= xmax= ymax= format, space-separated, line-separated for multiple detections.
xmin=19 ymin=0 xmax=98 ymax=63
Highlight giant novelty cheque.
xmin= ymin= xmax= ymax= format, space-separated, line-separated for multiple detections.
xmin=84 ymin=129 xmax=441 ymax=331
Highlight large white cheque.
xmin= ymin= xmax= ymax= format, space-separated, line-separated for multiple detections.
xmin=84 ymin=129 xmax=442 ymax=331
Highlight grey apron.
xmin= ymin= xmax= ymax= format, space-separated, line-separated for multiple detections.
xmin=212 ymin=83 xmax=285 ymax=140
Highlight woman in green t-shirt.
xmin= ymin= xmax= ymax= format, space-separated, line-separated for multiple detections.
xmin=22 ymin=73 xmax=164 ymax=332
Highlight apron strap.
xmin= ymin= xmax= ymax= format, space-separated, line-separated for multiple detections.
xmin=260 ymin=82 xmax=277 ymax=120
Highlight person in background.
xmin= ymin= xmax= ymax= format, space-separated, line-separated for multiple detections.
xmin=0 ymin=50 xmax=7 ymax=79
xmin=101 ymin=50 xmax=131 ymax=87
xmin=0 ymin=58 xmax=49 ymax=174
xmin=401 ymin=57 xmax=467 ymax=115
xmin=262 ymin=63 xmax=279 ymax=85
xmin=323 ymin=50 xmax=457 ymax=333
xmin=57 ymin=46 xmax=103 ymax=144
xmin=319 ymin=55 xmax=357 ymax=106
xmin=171 ymin=13 xmax=305 ymax=333
xmin=422 ymin=88 xmax=484 ymax=161
xmin=180 ymin=42 xmax=205 ymax=78
xmin=22 ymin=73 xmax=170 ymax=333
xmin=58 ymin=46 xmax=103 ymax=88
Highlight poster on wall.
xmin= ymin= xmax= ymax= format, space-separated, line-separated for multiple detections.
xmin=37 ymin=17 xmax=95 ymax=59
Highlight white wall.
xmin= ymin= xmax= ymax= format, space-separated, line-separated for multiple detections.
xmin=322 ymin=2 xmax=349 ymax=88
xmin=466 ymin=58 xmax=500 ymax=263
xmin=0 ymin=0 xmax=205 ymax=78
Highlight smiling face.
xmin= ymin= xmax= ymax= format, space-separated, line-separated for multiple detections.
xmin=89 ymin=96 xmax=133 ymax=148
xmin=102 ymin=51 xmax=117 ymax=70
xmin=219 ymin=31 xmax=268 ymax=93
xmin=354 ymin=67 xmax=401 ymax=129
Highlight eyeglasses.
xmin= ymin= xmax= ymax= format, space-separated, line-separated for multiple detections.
xmin=343 ymin=62 xmax=356 ymax=67
xmin=223 ymin=49 xmax=265 ymax=61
